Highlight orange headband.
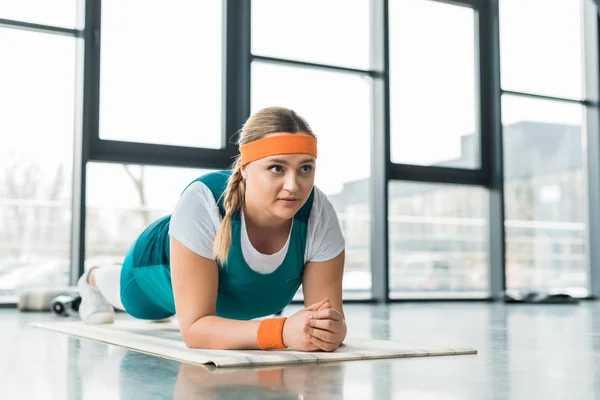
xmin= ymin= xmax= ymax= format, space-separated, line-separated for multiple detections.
xmin=240 ymin=134 xmax=317 ymax=166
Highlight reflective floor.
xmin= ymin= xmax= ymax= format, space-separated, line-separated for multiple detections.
xmin=2 ymin=301 xmax=599 ymax=399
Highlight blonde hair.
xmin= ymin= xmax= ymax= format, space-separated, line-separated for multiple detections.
xmin=213 ymin=106 xmax=316 ymax=265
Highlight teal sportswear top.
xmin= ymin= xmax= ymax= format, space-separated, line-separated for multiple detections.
xmin=119 ymin=170 xmax=314 ymax=321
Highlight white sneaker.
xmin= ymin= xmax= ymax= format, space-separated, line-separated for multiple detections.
xmin=77 ymin=268 xmax=115 ymax=325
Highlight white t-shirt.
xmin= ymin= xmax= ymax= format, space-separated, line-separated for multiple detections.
xmin=168 ymin=181 xmax=345 ymax=274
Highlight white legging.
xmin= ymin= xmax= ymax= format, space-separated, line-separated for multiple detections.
xmin=93 ymin=263 xmax=126 ymax=311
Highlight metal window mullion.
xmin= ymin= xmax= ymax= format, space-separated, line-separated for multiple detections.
xmin=432 ymin=0 xmax=484 ymax=9
xmin=501 ymin=89 xmax=597 ymax=106
xmin=90 ymin=141 xmax=236 ymax=169
xmin=583 ymin=1 xmax=600 ymax=298
xmin=389 ymin=163 xmax=488 ymax=186
xmin=70 ymin=0 xmax=99 ymax=284
xmin=0 ymin=18 xmax=81 ymax=37
xmin=223 ymin=0 xmax=251 ymax=153
xmin=370 ymin=0 xmax=390 ymax=303
xmin=479 ymin=0 xmax=505 ymax=299
xmin=250 ymin=55 xmax=378 ymax=77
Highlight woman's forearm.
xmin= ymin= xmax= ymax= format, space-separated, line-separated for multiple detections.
xmin=182 ymin=316 xmax=263 ymax=350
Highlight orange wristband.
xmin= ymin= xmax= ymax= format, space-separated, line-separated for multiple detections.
xmin=257 ymin=317 xmax=287 ymax=350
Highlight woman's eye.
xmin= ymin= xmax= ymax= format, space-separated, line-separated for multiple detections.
xmin=301 ymin=165 xmax=313 ymax=173
xmin=269 ymin=165 xmax=283 ymax=173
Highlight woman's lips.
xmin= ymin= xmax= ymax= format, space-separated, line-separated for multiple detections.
xmin=279 ymin=198 xmax=297 ymax=205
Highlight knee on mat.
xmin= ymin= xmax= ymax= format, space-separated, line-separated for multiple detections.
xmin=121 ymin=299 xmax=173 ymax=321
xmin=120 ymin=288 xmax=172 ymax=321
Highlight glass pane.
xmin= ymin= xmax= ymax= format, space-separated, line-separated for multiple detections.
xmin=0 ymin=0 xmax=78 ymax=29
xmin=252 ymin=62 xmax=372 ymax=299
xmin=388 ymin=182 xmax=489 ymax=298
xmin=499 ymin=0 xmax=584 ymax=99
xmin=252 ymin=0 xmax=370 ymax=70
xmin=389 ymin=0 xmax=479 ymax=168
xmin=502 ymin=95 xmax=587 ymax=297
xmin=0 ymin=29 xmax=76 ymax=301
xmin=99 ymin=1 xmax=223 ymax=148
xmin=85 ymin=164 xmax=215 ymax=264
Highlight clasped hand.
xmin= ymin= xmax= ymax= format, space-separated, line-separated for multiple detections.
xmin=282 ymin=297 xmax=346 ymax=352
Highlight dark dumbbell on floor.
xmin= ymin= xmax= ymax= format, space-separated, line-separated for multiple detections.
xmin=50 ymin=294 xmax=82 ymax=317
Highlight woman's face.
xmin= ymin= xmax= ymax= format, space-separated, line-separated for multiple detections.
xmin=241 ymin=135 xmax=316 ymax=221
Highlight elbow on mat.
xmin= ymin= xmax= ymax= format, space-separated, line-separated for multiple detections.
xmin=180 ymin=327 xmax=207 ymax=349
xmin=180 ymin=321 xmax=220 ymax=350
xmin=181 ymin=333 xmax=210 ymax=349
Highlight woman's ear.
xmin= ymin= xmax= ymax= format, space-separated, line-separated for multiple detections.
xmin=240 ymin=165 xmax=247 ymax=180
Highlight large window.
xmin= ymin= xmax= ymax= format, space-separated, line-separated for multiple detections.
xmin=389 ymin=0 xmax=479 ymax=168
xmin=251 ymin=62 xmax=372 ymax=299
xmin=85 ymin=163 xmax=215 ymax=266
xmin=0 ymin=28 xmax=76 ymax=301
xmin=99 ymin=1 xmax=223 ymax=148
xmin=502 ymin=96 xmax=587 ymax=296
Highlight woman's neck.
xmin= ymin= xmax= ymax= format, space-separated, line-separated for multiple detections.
xmin=242 ymin=203 xmax=291 ymax=232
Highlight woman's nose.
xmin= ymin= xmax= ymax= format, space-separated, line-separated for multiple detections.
xmin=283 ymin=173 xmax=299 ymax=192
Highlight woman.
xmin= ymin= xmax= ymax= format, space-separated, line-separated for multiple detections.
xmin=78 ymin=107 xmax=347 ymax=352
